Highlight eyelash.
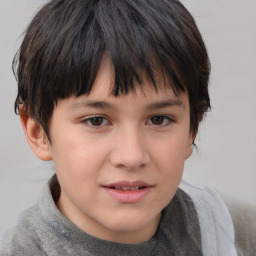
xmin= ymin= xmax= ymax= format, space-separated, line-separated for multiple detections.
xmin=82 ymin=116 xmax=110 ymax=127
xmin=147 ymin=115 xmax=175 ymax=126
xmin=82 ymin=115 xmax=175 ymax=128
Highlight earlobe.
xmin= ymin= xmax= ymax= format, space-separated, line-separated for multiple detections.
xmin=19 ymin=110 xmax=52 ymax=161
xmin=185 ymin=133 xmax=194 ymax=160
xmin=185 ymin=143 xmax=193 ymax=160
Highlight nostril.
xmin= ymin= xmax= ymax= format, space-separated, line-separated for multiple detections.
xmin=109 ymin=150 xmax=150 ymax=169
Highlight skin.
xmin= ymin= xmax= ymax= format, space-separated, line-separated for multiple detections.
xmin=20 ymin=59 xmax=193 ymax=244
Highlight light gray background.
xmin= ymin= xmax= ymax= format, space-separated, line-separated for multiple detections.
xmin=0 ymin=0 xmax=255 ymax=237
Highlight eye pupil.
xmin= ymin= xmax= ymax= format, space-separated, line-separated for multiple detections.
xmin=91 ymin=117 xmax=103 ymax=126
xmin=151 ymin=116 xmax=164 ymax=125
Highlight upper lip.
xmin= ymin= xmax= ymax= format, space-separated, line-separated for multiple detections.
xmin=103 ymin=181 xmax=152 ymax=188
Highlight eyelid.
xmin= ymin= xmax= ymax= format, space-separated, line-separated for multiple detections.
xmin=146 ymin=115 xmax=175 ymax=126
xmin=82 ymin=115 xmax=111 ymax=127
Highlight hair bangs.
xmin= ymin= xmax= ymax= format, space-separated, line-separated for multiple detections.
xmin=52 ymin=0 xmax=187 ymax=99
xmin=14 ymin=0 xmax=210 ymax=137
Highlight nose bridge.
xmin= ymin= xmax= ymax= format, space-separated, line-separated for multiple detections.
xmin=110 ymin=124 xmax=149 ymax=169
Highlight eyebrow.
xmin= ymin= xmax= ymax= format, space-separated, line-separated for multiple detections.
xmin=71 ymin=99 xmax=184 ymax=110
xmin=71 ymin=101 xmax=114 ymax=110
xmin=145 ymin=100 xmax=184 ymax=110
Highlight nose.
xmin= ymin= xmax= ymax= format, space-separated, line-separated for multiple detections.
xmin=109 ymin=127 xmax=150 ymax=170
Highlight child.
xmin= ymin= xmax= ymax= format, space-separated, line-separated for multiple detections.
xmin=0 ymin=0 xmax=255 ymax=255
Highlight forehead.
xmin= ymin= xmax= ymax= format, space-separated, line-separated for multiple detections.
xmin=90 ymin=58 xmax=186 ymax=97
xmin=67 ymin=59 xmax=189 ymax=109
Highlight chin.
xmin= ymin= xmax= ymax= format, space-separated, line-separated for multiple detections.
xmin=104 ymin=211 xmax=158 ymax=233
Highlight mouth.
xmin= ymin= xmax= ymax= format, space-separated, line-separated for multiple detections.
xmin=103 ymin=181 xmax=153 ymax=203
xmin=104 ymin=180 xmax=152 ymax=190
xmin=107 ymin=186 xmax=148 ymax=191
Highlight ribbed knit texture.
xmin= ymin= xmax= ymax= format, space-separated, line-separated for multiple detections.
xmin=0 ymin=179 xmax=202 ymax=256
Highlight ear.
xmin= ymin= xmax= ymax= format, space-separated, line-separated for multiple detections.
xmin=185 ymin=133 xmax=195 ymax=160
xmin=19 ymin=108 xmax=52 ymax=161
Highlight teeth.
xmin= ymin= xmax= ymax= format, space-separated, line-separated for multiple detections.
xmin=122 ymin=187 xmax=131 ymax=191
xmin=114 ymin=186 xmax=140 ymax=190
xmin=130 ymin=186 xmax=140 ymax=190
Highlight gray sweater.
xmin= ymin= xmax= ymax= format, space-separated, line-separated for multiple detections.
xmin=1 ymin=179 xmax=255 ymax=255
xmin=0 ymin=182 xmax=203 ymax=256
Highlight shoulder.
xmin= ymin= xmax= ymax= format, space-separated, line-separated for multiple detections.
xmin=0 ymin=204 xmax=47 ymax=256
xmin=216 ymin=189 xmax=256 ymax=256
xmin=180 ymin=182 xmax=237 ymax=256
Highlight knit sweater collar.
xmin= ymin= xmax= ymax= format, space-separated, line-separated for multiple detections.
xmin=37 ymin=177 xmax=202 ymax=255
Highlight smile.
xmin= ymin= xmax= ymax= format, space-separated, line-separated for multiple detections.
xmin=111 ymin=186 xmax=146 ymax=191
xmin=103 ymin=181 xmax=152 ymax=203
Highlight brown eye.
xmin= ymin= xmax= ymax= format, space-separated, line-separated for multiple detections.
xmin=148 ymin=115 xmax=174 ymax=126
xmin=83 ymin=116 xmax=109 ymax=127
xmin=90 ymin=117 xmax=104 ymax=126
xmin=150 ymin=116 xmax=164 ymax=125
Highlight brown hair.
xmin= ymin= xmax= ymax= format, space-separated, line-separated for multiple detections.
xmin=14 ymin=0 xmax=210 ymax=138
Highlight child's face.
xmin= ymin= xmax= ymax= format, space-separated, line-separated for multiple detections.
xmin=46 ymin=60 xmax=193 ymax=243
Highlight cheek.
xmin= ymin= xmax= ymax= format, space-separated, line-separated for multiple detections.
xmin=149 ymin=142 xmax=186 ymax=211
xmin=150 ymin=135 xmax=189 ymax=187
xmin=51 ymin=125 xmax=107 ymax=163
xmin=53 ymin=144 xmax=101 ymax=176
xmin=151 ymin=138 xmax=189 ymax=166
xmin=50 ymin=134 xmax=100 ymax=182
xmin=51 ymin=141 xmax=102 ymax=201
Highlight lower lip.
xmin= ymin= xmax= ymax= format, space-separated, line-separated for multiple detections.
xmin=103 ymin=187 xmax=151 ymax=203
